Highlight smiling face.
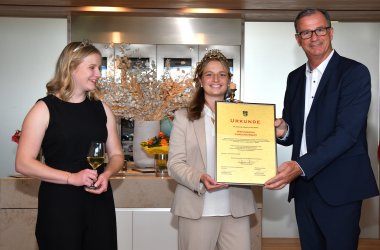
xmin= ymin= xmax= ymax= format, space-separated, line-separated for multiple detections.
xmin=295 ymin=11 xmax=334 ymax=68
xmin=71 ymin=53 xmax=101 ymax=95
xmin=200 ymin=60 xmax=230 ymax=102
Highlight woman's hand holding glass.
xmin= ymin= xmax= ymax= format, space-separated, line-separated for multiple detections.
xmin=68 ymin=169 xmax=98 ymax=187
xmin=85 ymin=142 xmax=105 ymax=189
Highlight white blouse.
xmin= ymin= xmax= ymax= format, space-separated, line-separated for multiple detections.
xmin=202 ymin=105 xmax=231 ymax=216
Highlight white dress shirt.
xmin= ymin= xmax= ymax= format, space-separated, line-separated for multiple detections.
xmin=299 ymin=50 xmax=334 ymax=157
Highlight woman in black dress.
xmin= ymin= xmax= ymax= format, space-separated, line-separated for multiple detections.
xmin=15 ymin=41 xmax=124 ymax=250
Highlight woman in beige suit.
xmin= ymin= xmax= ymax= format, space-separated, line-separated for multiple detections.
xmin=168 ymin=50 xmax=256 ymax=250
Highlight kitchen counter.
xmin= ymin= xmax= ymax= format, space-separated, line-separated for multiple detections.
xmin=0 ymin=171 xmax=263 ymax=249
xmin=0 ymin=171 xmax=177 ymax=209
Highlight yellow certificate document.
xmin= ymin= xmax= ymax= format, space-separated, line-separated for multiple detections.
xmin=215 ymin=102 xmax=277 ymax=185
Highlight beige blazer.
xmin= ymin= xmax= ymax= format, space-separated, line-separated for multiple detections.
xmin=168 ymin=108 xmax=256 ymax=219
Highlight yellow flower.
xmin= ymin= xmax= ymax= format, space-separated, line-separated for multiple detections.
xmin=140 ymin=131 xmax=170 ymax=155
xmin=141 ymin=145 xmax=169 ymax=155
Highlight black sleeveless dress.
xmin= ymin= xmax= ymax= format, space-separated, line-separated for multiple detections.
xmin=36 ymin=95 xmax=117 ymax=250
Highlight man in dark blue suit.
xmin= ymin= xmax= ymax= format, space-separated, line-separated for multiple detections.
xmin=265 ymin=8 xmax=379 ymax=250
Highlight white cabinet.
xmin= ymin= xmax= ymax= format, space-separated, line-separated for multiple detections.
xmin=116 ymin=208 xmax=178 ymax=250
xmin=116 ymin=209 xmax=133 ymax=250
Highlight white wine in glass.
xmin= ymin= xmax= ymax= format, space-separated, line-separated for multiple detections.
xmin=86 ymin=142 xmax=105 ymax=189
xmin=87 ymin=156 xmax=104 ymax=170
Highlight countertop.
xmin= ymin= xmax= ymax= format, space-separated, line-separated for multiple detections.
xmin=0 ymin=170 xmax=262 ymax=209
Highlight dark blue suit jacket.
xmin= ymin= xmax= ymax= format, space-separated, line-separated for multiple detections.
xmin=278 ymin=51 xmax=379 ymax=206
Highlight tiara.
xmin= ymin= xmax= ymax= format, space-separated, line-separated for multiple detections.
xmin=195 ymin=49 xmax=231 ymax=80
xmin=73 ymin=39 xmax=91 ymax=52
xmin=199 ymin=49 xmax=229 ymax=65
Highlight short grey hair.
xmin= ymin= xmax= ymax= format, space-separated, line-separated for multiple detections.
xmin=294 ymin=8 xmax=332 ymax=33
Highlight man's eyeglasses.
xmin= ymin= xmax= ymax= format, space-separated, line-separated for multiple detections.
xmin=296 ymin=27 xmax=331 ymax=40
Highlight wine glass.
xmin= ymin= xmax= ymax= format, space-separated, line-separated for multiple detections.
xmin=86 ymin=141 xmax=105 ymax=189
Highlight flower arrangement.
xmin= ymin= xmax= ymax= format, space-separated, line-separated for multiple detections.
xmin=11 ymin=130 xmax=21 ymax=144
xmin=97 ymin=47 xmax=195 ymax=121
xmin=140 ymin=131 xmax=169 ymax=155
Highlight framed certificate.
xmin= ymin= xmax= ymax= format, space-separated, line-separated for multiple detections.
xmin=215 ymin=102 xmax=277 ymax=185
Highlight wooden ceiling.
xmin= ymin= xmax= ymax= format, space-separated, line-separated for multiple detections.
xmin=0 ymin=0 xmax=380 ymax=21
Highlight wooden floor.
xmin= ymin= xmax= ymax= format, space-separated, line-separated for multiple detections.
xmin=262 ymin=238 xmax=380 ymax=250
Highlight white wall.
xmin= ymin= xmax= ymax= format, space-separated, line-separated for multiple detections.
xmin=244 ymin=22 xmax=380 ymax=238
xmin=0 ymin=17 xmax=67 ymax=177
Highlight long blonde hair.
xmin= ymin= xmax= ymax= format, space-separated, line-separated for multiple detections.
xmin=46 ymin=41 xmax=101 ymax=101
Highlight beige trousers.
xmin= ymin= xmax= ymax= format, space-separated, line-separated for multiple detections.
xmin=178 ymin=215 xmax=251 ymax=250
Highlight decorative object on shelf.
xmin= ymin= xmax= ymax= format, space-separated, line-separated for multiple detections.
xmin=228 ymin=82 xmax=237 ymax=102
xmin=140 ymin=131 xmax=170 ymax=176
xmin=133 ymin=120 xmax=160 ymax=168
xmin=160 ymin=116 xmax=173 ymax=137
xmin=97 ymin=48 xmax=195 ymax=121
xmin=97 ymin=45 xmax=194 ymax=168
xmin=154 ymin=154 xmax=169 ymax=178
xmin=140 ymin=131 xmax=169 ymax=155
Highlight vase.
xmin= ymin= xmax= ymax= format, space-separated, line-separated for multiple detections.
xmin=154 ymin=154 xmax=169 ymax=178
xmin=160 ymin=116 xmax=173 ymax=136
xmin=133 ymin=120 xmax=160 ymax=168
